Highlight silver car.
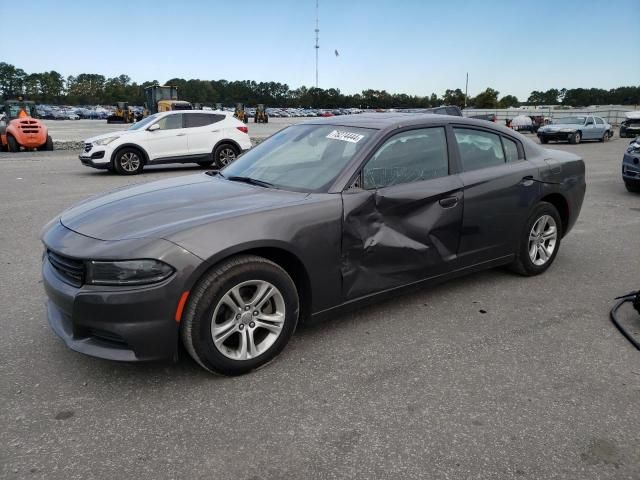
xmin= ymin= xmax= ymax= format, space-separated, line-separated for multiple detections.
xmin=537 ymin=115 xmax=612 ymax=144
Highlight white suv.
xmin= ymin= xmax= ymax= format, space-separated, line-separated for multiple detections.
xmin=79 ymin=111 xmax=252 ymax=175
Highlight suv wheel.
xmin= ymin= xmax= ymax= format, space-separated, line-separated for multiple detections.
xmin=213 ymin=143 xmax=239 ymax=169
xmin=114 ymin=148 xmax=144 ymax=175
xmin=625 ymin=181 xmax=640 ymax=193
xmin=181 ymin=255 xmax=299 ymax=376
xmin=510 ymin=202 xmax=562 ymax=276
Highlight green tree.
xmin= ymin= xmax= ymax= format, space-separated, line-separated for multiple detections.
xmin=498 ymin=95 xmax=519 ymax=108
xmin=443 ymin=88 xmax=466 ymax=108
xmin=471 ymin=88 xmax=499 ymax=108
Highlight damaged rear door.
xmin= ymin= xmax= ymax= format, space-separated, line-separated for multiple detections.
xmin=341 ymin=126 xmax=463 ymax=300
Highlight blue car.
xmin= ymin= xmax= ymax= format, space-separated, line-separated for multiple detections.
xmin=622 ymin=137 xmax=640 ymax=193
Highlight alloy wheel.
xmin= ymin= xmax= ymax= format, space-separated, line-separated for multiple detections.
xmin=211 ymin=280 xmax=285 ymax=360
xmin=528 ymin=215 xmax=558 ymax=266
xmin=120 ymin=152 xmax=140 ymax=172
xmin=218 ymin=148 xmax=236 ymax=166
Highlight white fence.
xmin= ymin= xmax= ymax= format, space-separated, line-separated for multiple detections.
xmin=462 ymin=108 xmax=638 ymax=126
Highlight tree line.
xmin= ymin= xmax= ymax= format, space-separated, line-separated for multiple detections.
xmin=1 ymin=62 xmax=638 ymax=109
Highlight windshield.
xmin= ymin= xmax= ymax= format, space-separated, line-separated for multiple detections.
xmin=128 ymin=114 xmax=159 ymax=130
xmin=222 ymin=124 xmax=375 ymax=192
xmin=7 ymin=103 xmax=36 ymax=118
xmin=553 ymin=116 xmax=586 ymax=125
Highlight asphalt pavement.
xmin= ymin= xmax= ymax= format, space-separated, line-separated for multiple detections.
xmin=0 ymin=134 xmax=639 ymax=479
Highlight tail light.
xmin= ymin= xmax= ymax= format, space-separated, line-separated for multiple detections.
xmin=237 ymin=126 xmax=248 ymax=134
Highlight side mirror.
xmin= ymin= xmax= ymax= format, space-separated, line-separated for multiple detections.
xmin=148 ymin=123 xmax=160 ymax=132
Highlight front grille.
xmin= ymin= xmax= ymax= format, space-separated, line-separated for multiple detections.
xmin=84 ymin=143 xmax=92 ymax=152
xmin=47 ymin=250 xmax=84 ymax=287
xmin=19 ymin=121 xmax=40 ymax=134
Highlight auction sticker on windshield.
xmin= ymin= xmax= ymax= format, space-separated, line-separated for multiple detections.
xmin=326 ymin=130 xmax=365 ymax=143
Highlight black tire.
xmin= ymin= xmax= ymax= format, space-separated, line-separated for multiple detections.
xmin=197 ymin=161 xmax=214 ymax=168
xmin=113 ymin=147 xmax=144 ymax=175
xmin=540 ymin=137 xmax=549 ymax=144
xmin=7 ymin=134 xmax=19 ymax=152
xmin=625 ymin=181 xmax=640 ymax=193
xmin=45 ymin=135 xmax=54 ymax=151
xmin=569 ymin=131 xmax=581 ymax=144
xmin=254 ymin=116 xmax=258 ymax=123
xmin=181 ymin=255 xmax=299 ymax=376
xmin=265 ymin=116 xmax=268 ymax=123
xmin=213 ymin=143 xmax=239 ymax=169
xmin=509 ymin=201 xmax=563 ymax=276
xmin=600 ymin=131 xmax=609 ymax=142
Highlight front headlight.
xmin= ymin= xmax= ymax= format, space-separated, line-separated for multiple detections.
xmin=86 ymin=259 xmax=174 ymax=286
xmin=628 ymin=142 xmax=640 ymax=153
xmin=93 ymin=136 xmax=120 ymax=146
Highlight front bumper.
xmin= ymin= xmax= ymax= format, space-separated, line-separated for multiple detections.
xmin=41 ymin=222 xmax=201 ymax=362
xmin=538 ymin=130 xmax=573 ymax=142
xmin=622 ymin=153 xmax=640 ymax=183
xmin=79 ymin=144 xmax=112 ymax=169
xmin=621 ymin=127 xmax=640 ymax=138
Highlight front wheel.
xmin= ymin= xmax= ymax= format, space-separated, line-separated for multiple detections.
xmin=7 ymin=135 xmax=19 ymax=152
xmin=539 ymin=136 xmax=548 ymax=144
xmin=181 ymin=255 xmax=300 ymax=375
xmin=509 ymin=202 xmax=562 ymax=276
xmin=625 ymin=181 xmax=640 ymax=193
xmin=569 ymin=131 xmax=581 ymax=144
xmin=113 ymin=148 xmax=144 ymax=175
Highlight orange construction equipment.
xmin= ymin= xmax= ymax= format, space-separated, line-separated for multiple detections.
xmin=0 ymin=99 xmax=53 ymax=152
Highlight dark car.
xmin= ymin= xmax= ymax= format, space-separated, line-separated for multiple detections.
xmin=620 ymin=113 xmax=640 ymax=138
xmin=622 ymin=137 xmax=640 ymax=192
xmin=41 ymin=114 xmax=586 ymax=375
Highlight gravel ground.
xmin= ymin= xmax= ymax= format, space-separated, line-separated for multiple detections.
xmin=43 ymin=117 xmax=307 ymax=149
xmin=0 ymin=134 xmax=639 ymax=479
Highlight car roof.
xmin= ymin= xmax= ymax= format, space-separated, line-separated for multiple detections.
xmin=302 ymin=112 xmax=511 ymax=132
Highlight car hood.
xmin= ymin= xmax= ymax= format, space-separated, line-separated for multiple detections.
xmin=85 ymin=129 xmax=133 ymax=143
xmin=60 ymin=174 xmax=308 ymax=241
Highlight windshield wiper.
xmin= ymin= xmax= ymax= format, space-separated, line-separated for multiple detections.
xmin=227 ymin=176 xmax=275 ymax=189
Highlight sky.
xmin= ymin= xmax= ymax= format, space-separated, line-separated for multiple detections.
xmin=1 ymin=0 xmax=638 ymax=100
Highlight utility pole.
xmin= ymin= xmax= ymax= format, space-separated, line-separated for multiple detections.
xmin=464 ymin=72 xmax=469 ymax=109
xmin=315 ymin=0 xmax=319 ymax=89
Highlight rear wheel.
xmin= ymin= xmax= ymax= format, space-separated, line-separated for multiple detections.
xmin=7 ymin=135 xmax=19 ymax=152
xmin=181 ymin=255 xmax=299 ymax=376
xmin=510 ymin=202 xmax=562 ymax=276
xmin=113 ymin=148 xmax=144 ymax=175
xmin=213 ymin=143 xmax=239 ymax=169
xmin=43 ymin=135 xmax=54 ymax=151
xmin=600 ymin=131 xmax=609 ymax=142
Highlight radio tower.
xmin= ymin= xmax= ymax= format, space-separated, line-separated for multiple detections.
xmin=315 ymin=0 xmax=319 ymax=88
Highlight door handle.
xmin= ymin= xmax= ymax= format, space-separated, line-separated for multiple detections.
xmin=211 ymin=130 xmax=220 ymax=133
xmin=176 ymin=133 xmax=186 ymax=136
xmin=520 ymin=175 xmax=535 ymax=186
xmin=439 ymin=196 xmax=458 ymax=208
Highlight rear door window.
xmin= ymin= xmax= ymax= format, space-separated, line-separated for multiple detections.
xmin=501 ymin=136 xmax=520 ymax=162
xmin=184 ymin=113 xmax=225 ymax=128
xmin=453 ymin=128 xmax=505 ymax=171
xmin=595 ymin=117 xmax=604 ymax=125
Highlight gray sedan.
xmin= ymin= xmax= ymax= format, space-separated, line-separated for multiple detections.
xmin=41 ymin=114 xmax=586 ymax=375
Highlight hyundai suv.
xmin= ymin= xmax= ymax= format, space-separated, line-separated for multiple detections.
xmin=80 ymin=111 xmax=252 ymax=175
